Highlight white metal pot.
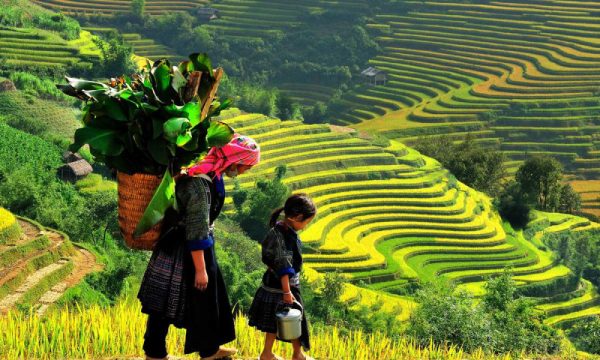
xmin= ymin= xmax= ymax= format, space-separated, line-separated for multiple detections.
xmin=275 ymin=300 xmax=303 ymax=340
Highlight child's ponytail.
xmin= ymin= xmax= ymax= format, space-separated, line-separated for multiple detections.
xmin=269 ymin=193 xmax=316 ymax=228
xmin=270 ymin=207 xmax=285 ymax=227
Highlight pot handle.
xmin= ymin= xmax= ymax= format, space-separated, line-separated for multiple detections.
xmin=277 ymin=300 xmax=304 ymax=313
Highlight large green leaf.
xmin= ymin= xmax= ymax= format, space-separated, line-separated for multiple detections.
xmin=147 ymin=138 xmax=170 ymax=165
xmin=70 ymin=127 xmax=124 ymax=156
xmin=176 ymin=130 xmax=193 ymax=147
xmin=163 ymin=117 xmax=191 ymax=143
xmin=206 ymin=98 xmax=233 ymax=119
xmin=206 ymin=121 xmax=234 ymax=148
xmin=134 ymin=168 xmax=176 ymax=237
xmin=101 ymin=98 xmax=128 ymax=122
xmin=151 ymin=61 xmax=172 ymax=101
xmin=64 ymin=77 xmax=108 ymax=91
xmin=171 ymin=66 xmax=187 ymax=94
xmin=189 ymin=53 xmax=213 ymax=78
xmin=183 ymin=101 xmax=201 ymax=127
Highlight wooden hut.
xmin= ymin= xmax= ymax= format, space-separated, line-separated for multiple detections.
xmin=57 ymin=159 xmax=93 ymax=182
xmin=360 ymin=67 xmax=387 ymax=86
xmin=197 ymin=7 xmax=220 ymax=21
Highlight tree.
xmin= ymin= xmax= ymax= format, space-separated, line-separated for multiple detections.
xmin=557 ymin=183 xmax=582 ymax=214
xmin=92 ymin=33 xmax=135 ymax=77
xmin=415 ymin=135 xmax=506 ymax=196
xmin=232 ymin=165 xmax=291 ymax=240
xmin=516 ymin=156 xmax=563 ymax=210
xmin=131 ymin=0 xmax=145 ymax=20
xmin=495 ymin=180 xmax=531 ymax=228
xmin=569 ymin=316 xmax=600 ymax=354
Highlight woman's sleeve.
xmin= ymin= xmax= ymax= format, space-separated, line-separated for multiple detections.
xmin=178 ymin=178 xmax=214 ymax=251
xmin=262 ymin=229 xmax=295 ymax=278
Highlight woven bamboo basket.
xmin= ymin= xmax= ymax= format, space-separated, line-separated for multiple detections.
xmin=117 ymin=171 xmax=163 ymax=250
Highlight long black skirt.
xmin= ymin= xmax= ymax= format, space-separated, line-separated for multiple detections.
xmin=248 ymin=285 xmax=311 ymax=351
xmin=137 ymin=227 xmax=236 ymax=355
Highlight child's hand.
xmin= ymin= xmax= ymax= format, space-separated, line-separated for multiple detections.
xmin=195 ymin=268 xmax=209 ymax=291
xmin=283 ymin=292 xmax=295 ymax=304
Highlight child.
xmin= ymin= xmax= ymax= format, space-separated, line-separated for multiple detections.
xmin=248 ymin=194 xmax=317 ymax=360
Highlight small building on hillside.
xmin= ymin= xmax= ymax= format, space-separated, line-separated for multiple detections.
xmin=0 ymin=80 xmax=17 ymax=92
xmin=62 ymin=150 xmax=84 ymax=163
xmin=197 ymin=7 xmax=220 ymax=21
xmin=361 ymin=67 xmax=387 ymax=86
xmin=57 ymin=159 xmax=93 ymax=182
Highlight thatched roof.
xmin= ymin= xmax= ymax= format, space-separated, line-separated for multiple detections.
xmin=0 ymin=80 xmax=16 ymax=92
xmin=62 ymin=159 xmax=93 ymax=176
xmin=62 ymin=151 xmax=84 ymax=163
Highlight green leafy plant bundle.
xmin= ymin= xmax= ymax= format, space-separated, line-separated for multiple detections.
xmin=57 ymin=53 xmax=234 ymax=237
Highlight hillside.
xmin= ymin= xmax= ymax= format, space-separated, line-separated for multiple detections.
xmin=0 ymin=27 xmax=100 ymax=72
xmin=0 ymin=207 xmax=102 ymax=316
xmin=216 ymin=108 xmax=600 ymax=327
xmin=32 ymin=0 xmax=210 ymax=16
xmin=341 ymin=1 xmax=600 ymax=180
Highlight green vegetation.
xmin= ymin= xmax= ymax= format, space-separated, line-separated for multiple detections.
xmin=231 ymin=165 xmax=290 ymax=240
xmin=409 ymin=271 xmax=561 ymax=354
xmin=414 ymin=134 xmax=506 ymax=196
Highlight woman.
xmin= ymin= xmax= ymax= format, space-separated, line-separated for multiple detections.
xmin=137 ymin=134 xmax=260 ymax=360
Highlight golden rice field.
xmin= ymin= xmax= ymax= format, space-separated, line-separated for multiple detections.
xmin=0 ymin=300 xmax=590 ymax=360
xmin=0 ymin=207 xmax=21 ymax=244
xmin=571 ymin=180 xmax=600 ymax=219
xmin=217 ymin=109 xmax=600 ymax=327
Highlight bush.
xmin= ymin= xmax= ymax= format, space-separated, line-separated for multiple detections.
xmin=568 ymin=316 xmax=600 ymax=354
xmin=408 ymin=271 xmax=562 ymax=354
xmin=495 ymin=181 xmax=531 ymax=229
xmin=232 ymin=165 xmax=291 ymax=241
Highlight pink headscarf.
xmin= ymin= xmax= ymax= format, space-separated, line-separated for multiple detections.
xmin=186 ymin=134 xmax=260 ymax=178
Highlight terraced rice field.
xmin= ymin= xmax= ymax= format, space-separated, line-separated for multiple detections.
xmin=83 ymin=27 xmax=183 ymax=63
xmin=344 ymin=0 xmax=600 ymax=180
xmin=571 ymin=180 xmax=600 ymax=219
xmin=218 ymin=109 xmax=600 ymax=323
xmin=204 ymin=0 xmax=370 ymax=106
xmin=0 ymin=28 xmax=100 ymax=70
xmin=0 ymin=209 xmax=102 ymax=315
xmin=32 ymin=0 xmax=209 ymax=16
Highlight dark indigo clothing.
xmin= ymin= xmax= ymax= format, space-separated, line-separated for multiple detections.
xmin=137 ymin=174 xmax=234 ymax=356
xmin=249 ymin=222 xmax=310 ymax=350
xmin=260 ymin=222 xmax=304 ymax=289
xmin=143 ymin=314 xmax=170 ymax=358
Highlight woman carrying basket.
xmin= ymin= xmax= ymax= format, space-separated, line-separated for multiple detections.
xmin=137 ymin=134 xmax=260 ymax=360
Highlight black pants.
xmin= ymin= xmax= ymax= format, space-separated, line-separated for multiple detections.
xmin=143 ymin=313 xmax=221 ymax=358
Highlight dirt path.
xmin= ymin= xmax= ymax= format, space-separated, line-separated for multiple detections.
xmin=36 ymin=246 xmax=104 ymax=316
xmin=0 ymin=228 xmax=63 ymax=287
xmin=0 ymin=259 xmax=69 ymax=312
xmin=0 ymin=217 xmax=104 ymax=315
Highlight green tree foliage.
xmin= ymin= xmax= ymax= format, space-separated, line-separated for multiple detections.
xmin=0 ymin=0 xmax=80 ymax=40
xmin=213 ymin=218 xmax=263 ymax=311
xmin=482 ymin=271 xmax=561 ymax=354
xmin=232 ymin=165 xmax=291 ymax=241
xmin=544 ymin=230 xmax=600 ymax=284
xmin=495 ymin=181 xmax=532 ymax=229
xmin=131 ymin=0 xmax=145 ymax=20
xmin=414 ymin=134 xmax=506 ymax=196
xmin=408 ymin=272 xmax=561 ymax=354
xmin=219 ymin=75 xmax=303 ymax=120
xmin=8 ymin=72 xmax=75 ymax=104
xmin=516 ymin=156 xmax=563 ymax=211
xmin=301 ymin=272 xmax=403 ymax=336
xmin=557 ymin=183 xmax=582 ymax=214
xmin=568 ymin=316 xmax=600 ymax=354
xmin=92 ymin=31 xmax=135 ymax=77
